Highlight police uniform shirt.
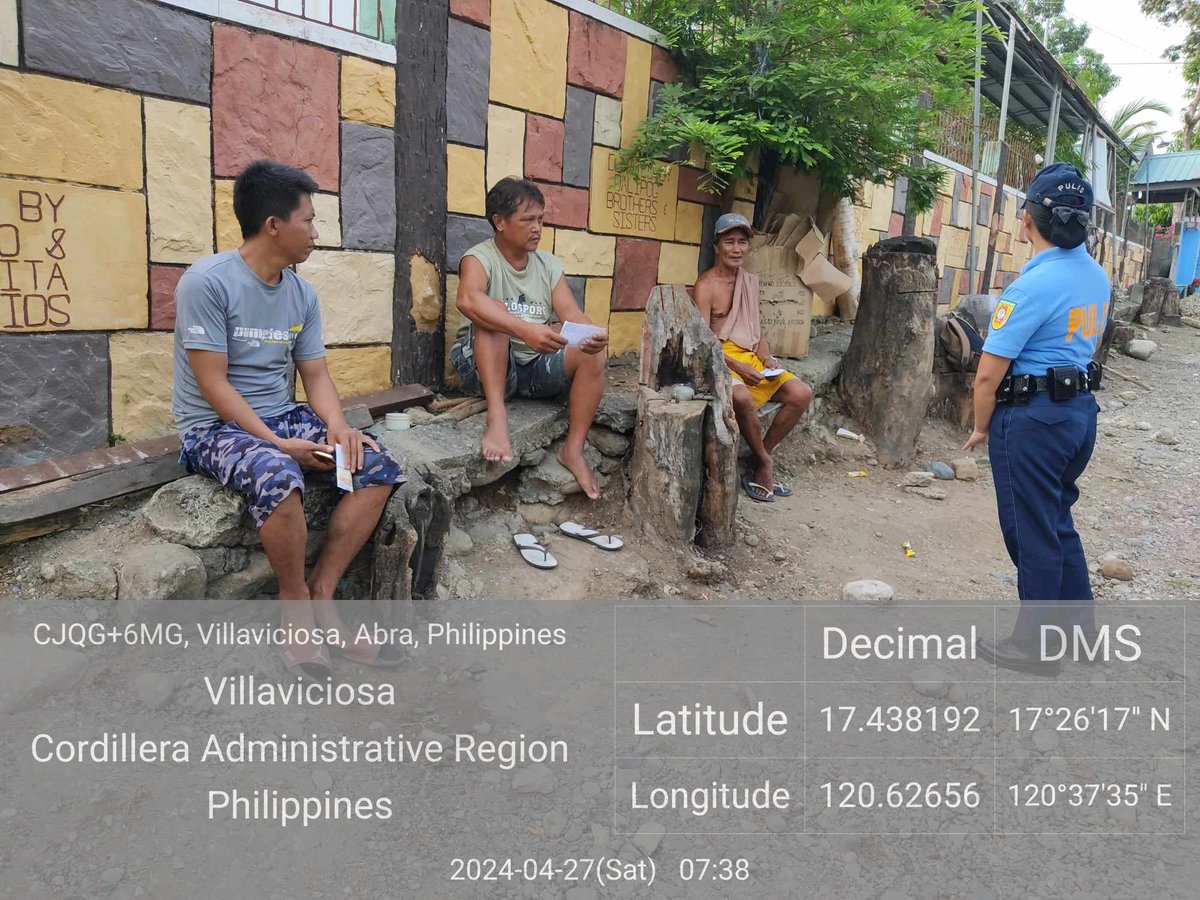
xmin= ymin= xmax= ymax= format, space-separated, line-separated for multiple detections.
xmin=982 ymin=243 xmax=1109 ymax=375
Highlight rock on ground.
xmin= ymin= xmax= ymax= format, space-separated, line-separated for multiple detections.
xmin=951 ymin=457 xmax=979 ymax=481
xmin=908 ymin=484 xmax=948 ymax=501
xmin=207 ymin=551 xmax=274 ymax=603
xmin=929 ymin=461 xmax=955 ymax=480
xmin=0 ymin=633 xmax=88 ymax=714
xmin=842 ymin=579 xmax=894 ymax=604
xmin=1154 ymin=430 xmax=1179 ymax=446
xmin=519 ymin=443 xmax=603 ymax=503
xmin=518 ymin=503 xmax=558 ymax=526
xmin=1124 ymin=339 xmax=1157 ymax=361
xmin=39 ymin=552 xmax=117 ymax=600
xmin=900 ymin=471 xmax=934 ymax=488
xmin=117 ymin=542 xmax=207 ymax=620
xmin=1099 ymin=555 xmax=1134 ymax=581
xmin=586 ymin=425 xmax=630 ymax=458
xmin=445 ymin=525 xmax=474 ymax=557
xmin=141 ymin=476 xmax=245 ymax=547
xmin=511 ymin=763 xmax=557 ymax=794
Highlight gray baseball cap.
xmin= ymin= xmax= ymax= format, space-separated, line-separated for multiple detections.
xmin=714 ymin=212 xmax=753 ymax=236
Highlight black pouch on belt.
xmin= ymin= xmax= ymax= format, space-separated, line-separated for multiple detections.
xmin=1048 ymin=365 xmax=1079 ymax=401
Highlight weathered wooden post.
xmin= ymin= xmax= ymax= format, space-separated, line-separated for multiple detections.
xmin=1137 ymin=276 xmax=1176 ymax=327
xmin=393 ymin=0 xmax=449 ymax=389
xmin=371 ymin=467 xmax=451 ymax=626
xmin=840 ymin=236 xmax=937 ymax=467
xmin=627 ymin=286 xmax=738 ymax=548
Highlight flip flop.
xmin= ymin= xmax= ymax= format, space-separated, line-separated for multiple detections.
xmin=741 ymin=475 xmax=775 ymax=503
xmin=559 ymin=521 xmax=624 ymax=551
xmin=773 ymin=484 xmax=794 ymax=497
xmin=278 ymin=643 xmax=333 ymax=682
xmin=513 ymin=533 xmax=558 ymax=569
xmin=332 ymin=635 xmax=405 ymax=668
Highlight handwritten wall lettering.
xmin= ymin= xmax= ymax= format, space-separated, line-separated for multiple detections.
xmin=587 ymin=147 xmax=679 ymax=241
xmin=0 ymin=177 xmax=147 ymax=331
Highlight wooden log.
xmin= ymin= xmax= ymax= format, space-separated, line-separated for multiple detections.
xmin=369 ymin=465 xmax=452 ymax=627
xmin=627 ymin=389 xmax=707 ymax=545
xmin=430 ymin=396 xmax=470 ymax=412
xmin=634 ymin=285 xmax=739 ymax=547
xmin=393 ymin=0 xmax=449 ymax=389
xmin=1137 ymin=277 xmax=1175 ymax=326
xmin=1160 ymin=288 xmax=1182 ymax=326
xmin=446 ymin=398 xmax=489 ymax=421
xmin=840 ymin=236 xmax=937 ymax=467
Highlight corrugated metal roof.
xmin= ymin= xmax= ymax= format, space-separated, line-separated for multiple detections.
xmin=1134 ymin=150 xmax=1200 ymax=186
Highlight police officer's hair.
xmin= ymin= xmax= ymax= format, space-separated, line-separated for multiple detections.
xmin=1026 ymin=199 xmax=1088 ymax=251
xmin=486 ymin=178 xmax=545 ymax=231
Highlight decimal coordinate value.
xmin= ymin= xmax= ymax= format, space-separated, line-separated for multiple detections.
xmin=821 ymin=705 xmax=981 ymax=733
xmin=823 ymin=781 xmax=982 ymax=809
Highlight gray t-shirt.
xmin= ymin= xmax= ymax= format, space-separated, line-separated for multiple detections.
xmin=172 ymin=250 xmax=325 ymax=433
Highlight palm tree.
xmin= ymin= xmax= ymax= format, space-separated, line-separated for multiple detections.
xmin=1104 ymin=97 xmax=1173 ymax=159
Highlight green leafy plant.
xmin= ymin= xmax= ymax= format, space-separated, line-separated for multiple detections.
xmin=1140 ymin=0 xmax=1200 ymax=148
xmin=616 ymin=0 xmax=983 ymax=214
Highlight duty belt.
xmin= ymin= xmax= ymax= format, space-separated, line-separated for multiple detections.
xmin=995 ymin=362 xmax=1101 ymax=404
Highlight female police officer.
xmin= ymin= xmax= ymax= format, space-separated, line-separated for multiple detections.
xmin=962 ymin=163 xmax=1108 ymax=675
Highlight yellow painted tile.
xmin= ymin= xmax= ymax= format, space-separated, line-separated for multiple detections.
xmin=657 ymin=242 xmax=700 ymax=285
xmin=0 ymin=70 xmax=142 ymax=189
xmin=539 ymin=226 xmax=555 ymax=254
xmin=675 ymin=201 xmax=704 ymax=244
xmin=489 ymin=0 xmax=568 ymax=118
xmin=447 ymin=143 xmax=486 ymax=216
xmin=297 ymin=345 xmax=391 ymax=401
xmin=607 ymin=310 xmax=643 ymax=357
xmin=555 ymin=229 xmax=615 ymax=276
xmin=341 ymin=55 xmax=395 ymax=128
xmin=145 ymin=98 xmax=213 ymax=264
xmin=620 ymin=38 xmax=652 ymax=148
xmin=110 ymin=332 xmax=173 ymax=439
xmin=486 ymin=104 xmax=525 ymax=189
xmin=584 ymin=277 xmax=612 ymax=329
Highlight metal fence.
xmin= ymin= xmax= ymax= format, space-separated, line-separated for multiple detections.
xmin=243 ymin=0 xmax=394 ymax=43
xmin=931 ymin=109 xmax=1039 ymax=189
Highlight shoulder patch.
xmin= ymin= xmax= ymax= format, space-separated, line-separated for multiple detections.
xmin=991 ymin=299 xmax=1017 ymax=331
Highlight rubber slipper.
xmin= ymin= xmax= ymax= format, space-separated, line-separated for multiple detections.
xmin=333 ymin=635 xmax=405 ymax=668
xmin=773 ymin=484 xmax=794 ymax=497
xmin=559 ymin=521 xmax=624 ymax=551
xmin=278 ymin=643 xmax=333 ymax=682
xmin=741 ymin=475 xmax=775 ymax=503
xmin=513 ymin=533 xmax=558 ymax=569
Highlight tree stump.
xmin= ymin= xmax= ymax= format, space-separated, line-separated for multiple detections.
xmin=629 ymin=285 xmax=738 ymax=548
xmin=840 ymin=236 xmax=937 ymax=467
xmin=1137 ymin=277 xmax=1176 ymax=326
xmin=370 ymin=465 xmax=451 ymax=629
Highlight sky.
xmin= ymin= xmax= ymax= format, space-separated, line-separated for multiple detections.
xmin=1061 ymin=0 xmax=1187 ymax=143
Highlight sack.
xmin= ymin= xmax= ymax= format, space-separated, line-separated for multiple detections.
xmin=939 ymin=312 xmax=984 ymax=374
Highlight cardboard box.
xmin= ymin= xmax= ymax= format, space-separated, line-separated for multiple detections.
xmin=758 ymin=274 xmax=812 ymax=359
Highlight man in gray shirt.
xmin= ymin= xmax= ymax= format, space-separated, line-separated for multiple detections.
xmin=173 ymin=160 xmax=404 ymax=679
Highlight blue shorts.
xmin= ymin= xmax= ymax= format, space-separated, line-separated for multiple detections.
xmin=450 ymin=329 xmax=570 ymax=400
xmin=179 ymin=405 xmax=404 ymax=528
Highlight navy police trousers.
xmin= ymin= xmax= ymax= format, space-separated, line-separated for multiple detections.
xmin=988 ymin=392 xmax=1098 ymax=650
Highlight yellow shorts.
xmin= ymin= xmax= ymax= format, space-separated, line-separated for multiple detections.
xmin=722 ymin=340 xmax=796 ymax=409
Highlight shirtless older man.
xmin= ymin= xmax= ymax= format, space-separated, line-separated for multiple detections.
xmin=693 ymin=213 xmax=813 ymax=502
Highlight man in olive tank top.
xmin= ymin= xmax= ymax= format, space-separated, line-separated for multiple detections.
xmin=451 ymin=178 xmax=609 ymax=499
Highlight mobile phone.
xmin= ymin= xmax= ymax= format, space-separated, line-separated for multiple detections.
xmin=312 ymin=449 xmax=335 ymax=463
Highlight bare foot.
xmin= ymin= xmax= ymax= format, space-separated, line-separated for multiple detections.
xmin=557 ymin=446 xmax=601 ymax=499
xmin=754 ymin=457 xmax=775 ymax=493
xmin=481 ymin=413 xmax=513 ymax=463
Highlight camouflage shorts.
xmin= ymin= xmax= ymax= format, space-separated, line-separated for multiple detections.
xmin=178 ymin=405 xmax=404 ymax=528
xmin=450 ymin=329 xmax=570 ymax=400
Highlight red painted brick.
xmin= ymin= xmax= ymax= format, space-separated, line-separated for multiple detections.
xmin=980 ymin=181 xmax=995 ymax=198
xmin=567 ymin=12 xmax=626 ymax=98
xmin=613 ymin=238 xmax=661 ymax=311
xmin=539 ymin=184 xmax=589 ymax=229
xmin=650 ymin=45 xmax=681 ymax=83
xmin=888 ymin=212 xmax=904 ymax=238
xmin=450 ymin=0 xmax=490 ymax=27
xmin=525 ymin=114 xmax=564 ymax=182
xmin=677 ymin=166 xmax=720 ymax=205
xmin=212 ymin=25 xmax=340 ymax=190
xmin=930 ymin=199 xmax=944 ymax=237
xmin=150 ymin=265 xmax=185 ymax=330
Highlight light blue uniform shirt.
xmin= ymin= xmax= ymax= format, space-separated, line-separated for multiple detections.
xmin=982 ymin=244 xmax=1109 ymax=376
